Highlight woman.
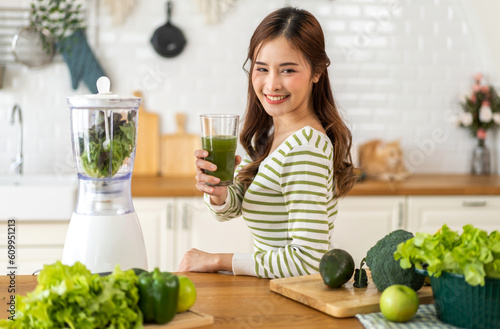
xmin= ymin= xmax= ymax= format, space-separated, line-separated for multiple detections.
xmin=178 ymin=7 xmax=356 ymax=278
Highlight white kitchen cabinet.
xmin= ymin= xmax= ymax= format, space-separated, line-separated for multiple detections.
xmin=407 ymin=196 xmax=500 ymax=234
xmin=175 ymin=197 xmax=253 ymax=262
xmin=332 ymin=195 xmax=500 ymax=267
xmin=133 ymin=198 xmax=172 ymax=271
xmin=133 ymin=197 xmax=254 ymax=272
xmin=331 ymin=196 xmax=406 ymax=266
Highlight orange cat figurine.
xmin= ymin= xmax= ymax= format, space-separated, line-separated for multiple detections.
xmin=358 ymin=140 xmax=409 ymax=181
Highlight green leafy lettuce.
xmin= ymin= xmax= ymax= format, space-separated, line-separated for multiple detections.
xmin=0 ymin=261 xmax=143 ymax=329
xmin=80 ymin=111 xmax=136 ymax=178
xmin=394 ymin=224 xmax=500 ymax=286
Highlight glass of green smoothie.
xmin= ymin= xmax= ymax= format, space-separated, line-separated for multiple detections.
xmin=200 ymin=114 xmax=239 ymax=186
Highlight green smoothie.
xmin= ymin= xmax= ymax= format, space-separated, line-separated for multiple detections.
xmin=202 ymin=135 xmax=237 ymax=185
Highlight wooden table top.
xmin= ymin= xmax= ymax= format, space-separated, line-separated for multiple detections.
xmin=0 ymin=272 xmax=364 ymax=329
xmin=131 ymin=174 xmax=500 ymax=197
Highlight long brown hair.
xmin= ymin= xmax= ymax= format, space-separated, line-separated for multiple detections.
xmin=237 ymin=7 xmax=356 ymax=197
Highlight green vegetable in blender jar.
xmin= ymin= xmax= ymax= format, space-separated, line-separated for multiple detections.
xmin=79 ymin=111 xmax=136 ymax=178
xmin=0 ymin=261 xmax=143 ymax=329
xmin=137 ymin=267 xmax=179 ymax=325
xmin=394 ymin=224 xmax=500 ymax=286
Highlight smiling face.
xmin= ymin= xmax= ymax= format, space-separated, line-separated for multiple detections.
xmin=251 ymin=36 xmax=319 ymax=123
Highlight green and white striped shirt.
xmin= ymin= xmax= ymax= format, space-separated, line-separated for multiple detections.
xmin=205 ymin=126 xmax=338 ymax=278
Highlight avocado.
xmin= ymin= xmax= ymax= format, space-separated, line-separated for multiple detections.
xmin=319 ymin=249 xmax=355 ymax=288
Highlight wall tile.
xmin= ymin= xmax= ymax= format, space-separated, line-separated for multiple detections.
xmin=0 ymin=0 xmax=495 ymax=175
xmin=334 ymin=5 xmax=362 ymax=18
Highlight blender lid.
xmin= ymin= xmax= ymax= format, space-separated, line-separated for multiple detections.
xmin=67 ymin=76 xmax=141 ymax=109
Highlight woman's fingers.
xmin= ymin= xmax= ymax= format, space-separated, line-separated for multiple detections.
xmin=194 ymin=149 xmax=222 ymax=190
xmin=195 ymin=158 xmax=217 ymax=173
xmin=196 ymin=171 xmax=220 ymax=186
xmin=196 ymin=181 xmax=216 ymax=195
xmin=235 ymin=155 xmax=242 ymax=169
xmin=194 ymin=149 xmax=208 ymax=159
xmin=194 ymin=149 xmax=236 ymax=201
xmin=196 ymin=181 xmax=227 ymax=199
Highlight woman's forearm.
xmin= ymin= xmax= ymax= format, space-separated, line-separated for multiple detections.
xmin=216 ymin=253 xmax=234 ymax=272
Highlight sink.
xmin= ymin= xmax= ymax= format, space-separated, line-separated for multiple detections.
xmin=0 ymin=174 xmax=78 ymax=220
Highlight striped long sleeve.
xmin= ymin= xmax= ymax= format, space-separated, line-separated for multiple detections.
xmin=205 ymin=127 xmax=337 ymax=278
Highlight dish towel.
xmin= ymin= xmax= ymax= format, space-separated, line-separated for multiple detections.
xmin=58 ymin=29 xmax=106 ymax=94
xmin=356 ymin=304 xmax=464 ymax=329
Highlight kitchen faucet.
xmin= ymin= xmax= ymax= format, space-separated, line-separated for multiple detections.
xmin=9 ymin=104 xmax=23 ymax=175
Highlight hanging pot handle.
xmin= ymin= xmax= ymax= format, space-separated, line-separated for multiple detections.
xmin=166 ymin=1 xmax=172 ymax=24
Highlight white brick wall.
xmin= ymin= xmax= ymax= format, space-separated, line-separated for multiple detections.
xmin=0 ymin=0 xmax=497 ymax=175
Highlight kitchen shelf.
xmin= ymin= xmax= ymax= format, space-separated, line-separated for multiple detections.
xmin=0 ymin=2 xmax=96 ymax=65
xmin=0 ymin=7 xmax=30 ymax=64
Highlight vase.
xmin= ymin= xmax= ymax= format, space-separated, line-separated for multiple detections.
xmin=471 ymin=138 xmax=490 ymax=175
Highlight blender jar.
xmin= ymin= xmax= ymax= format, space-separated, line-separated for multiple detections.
xmin=70 ymin=108 xmax=138 ymax=179
xmin=67 ymin=78 xmax=141 ymax=216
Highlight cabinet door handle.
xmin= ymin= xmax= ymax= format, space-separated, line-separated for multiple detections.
xmin=182 ymin=204 xmax=189 ymax=230
xmin=167 ymin=204 xmax=173 ymax=229
xmin=462 ymin=201 xmax=487 ymax=207
xmin=397 ymin=201 xmax=405 ymax=229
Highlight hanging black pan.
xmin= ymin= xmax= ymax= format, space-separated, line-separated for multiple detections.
xmin=151 ymin=1 xmax=187 ymax=58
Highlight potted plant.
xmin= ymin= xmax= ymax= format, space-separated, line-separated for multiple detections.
xmin=394 ymin=224 xmax=500 ymax=329
xmin=30 ymin=0 xmax=105 ymax=93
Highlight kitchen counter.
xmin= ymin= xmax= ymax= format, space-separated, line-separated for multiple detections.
xmin=0 ymin=273 xmax=363 ymax=329
xmin=132 ymin=175 xmax=203 ymax=197
xmin=131 ymin=174 xmax=500 ymax=197
xmin=350 ymin=174 xmax=500 ymax=196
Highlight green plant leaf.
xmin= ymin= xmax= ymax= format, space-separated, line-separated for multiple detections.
xmin=394 ymin=224 xmax=500 ymax=286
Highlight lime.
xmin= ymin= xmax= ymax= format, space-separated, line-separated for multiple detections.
xmin=177 ymin=275 xmax=197 ymax=313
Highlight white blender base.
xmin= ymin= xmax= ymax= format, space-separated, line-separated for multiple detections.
xmin=62 ymin=212 xmax=148 ymax=273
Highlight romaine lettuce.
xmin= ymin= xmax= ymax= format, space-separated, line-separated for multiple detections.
xmin=394 ymin=224 xmax=500 ymax=286
xmin=0 ymin=261 xmax=143 ymax=329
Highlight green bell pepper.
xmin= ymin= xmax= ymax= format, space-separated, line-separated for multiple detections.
xmin=132 ymin=267 xmax=147 ymax=276
xmin=137 ymin=267 xmax=179 ymax=324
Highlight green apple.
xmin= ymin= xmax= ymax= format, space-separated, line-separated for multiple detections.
xmin=379 ymin=284 xmax=419 ymax=322
xmin=177 ymin=275 xmax=197 ymax=313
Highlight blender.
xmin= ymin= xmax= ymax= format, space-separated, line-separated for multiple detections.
xmin=62 ymin=76 xmax=148 ymax=273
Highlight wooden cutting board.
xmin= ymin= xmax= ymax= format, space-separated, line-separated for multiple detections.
xmin=161 ymin=113 xmax=200 ymax=177
xmin=133 ymin=90 xmax=160 ymax=176
xmin=269 ymin=272 xmax=433 ymax=318
xmin=145 ymin=309 xmax=213 ymax=328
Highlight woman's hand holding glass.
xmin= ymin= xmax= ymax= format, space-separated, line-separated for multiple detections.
xmin=194 ymin=149 xmax=241 ymax=205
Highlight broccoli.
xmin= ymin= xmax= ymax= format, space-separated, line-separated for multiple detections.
xmin=365 ymin=229 xmax=425 ymax=292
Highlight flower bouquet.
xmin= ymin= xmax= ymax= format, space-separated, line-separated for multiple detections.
xmin=457 ymin=73 xmax=500 ymax=174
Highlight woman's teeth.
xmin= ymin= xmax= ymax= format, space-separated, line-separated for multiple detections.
xmin=266 ymin=95 xmax=287 ymax=101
